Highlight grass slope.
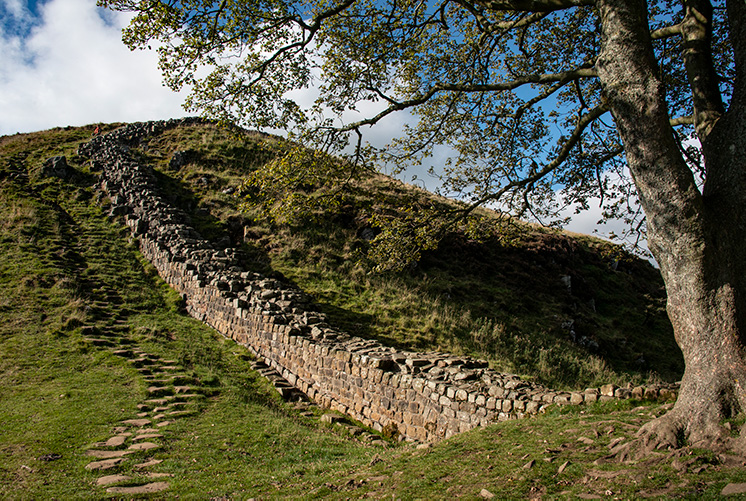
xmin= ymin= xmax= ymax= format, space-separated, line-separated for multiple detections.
xmin=132 ymin=121 xmax=681 ymax=389
xmin=4 ymin=123 xmax=742 ymax=499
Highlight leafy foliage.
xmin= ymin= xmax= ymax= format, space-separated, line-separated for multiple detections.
xmin=101 ymin=0 xmax=733 ymax=266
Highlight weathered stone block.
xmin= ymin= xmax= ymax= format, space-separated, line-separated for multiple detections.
xmin=600 ymin=384 xmax=617 ymax=397
xmin=614 ymin=388 xmax=631 ymax=399
xmin=644 ymin=387 xmax=659 ymax=400
xmin=554 ymin=394 xmax=571 ymax=405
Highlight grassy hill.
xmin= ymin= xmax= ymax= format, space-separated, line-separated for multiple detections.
xmin=127 ymin=120 xmax=681 ymax=389
xmin=2 ymin=122 xmax=743 ymax=499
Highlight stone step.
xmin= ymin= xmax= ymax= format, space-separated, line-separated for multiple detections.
xmin=134 ymin=459 xmax=163 ymax=469
xmin=121 ymin=418 xmax=151 ymax=427
xmin=171 ymin=375 xmax=199 ymax=385
xmin=96 ymin=474 xmax=132 ymax=486
xmin=106 ymin=482 xmax=169 ymax=494
xmin=132 ymin=358 xmax=158 ymax=367
xmin=144 ymin=378 xmax=174 ymax=385
xmin=147 ymin=386 xmax=173 ymax=397
xmin=128 ymin=442 xmax=159 ymax=451
xmin=173 ymin=393 xmax=205 ymax=402
xmin=144 ymin=397 xmax=173 ymax=405
xmin=86 ymin=457 xmax=127 ymax=471
xmin=84 ymin=338 xmax=115 ymax=347
xmin=86 ymin=450 xmax=135 ymax=459
xmin=133 ymin=433 xmax=163 ymax=442
xmin=92 ymin=434 xmax=131 ymax=447
xmin=165 ymin=409 xmax=197 ymax=418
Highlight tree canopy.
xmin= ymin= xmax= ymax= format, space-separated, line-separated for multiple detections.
xmin=104 ymin=0 xmax=746 ymax=454
xmin=103 ymin=0 xmax=731 ymax=264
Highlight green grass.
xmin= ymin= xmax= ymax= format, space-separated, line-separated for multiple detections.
xmin=0 ymin=128 xmax=380 ymax=498
xmin=3 ymin=123 xmax=731 ymax=499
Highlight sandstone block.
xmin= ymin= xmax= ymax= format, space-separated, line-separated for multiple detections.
xmin=600 ymin=384 xmax=617 ymax=397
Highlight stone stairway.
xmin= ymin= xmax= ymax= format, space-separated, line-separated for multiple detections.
xmin=53 ymin=195 xmax=204 ymax=494
xmin=80 ymin=327 xmax=207 ymax=494
xmin=250 ymin=359 xmax=309 ymax=402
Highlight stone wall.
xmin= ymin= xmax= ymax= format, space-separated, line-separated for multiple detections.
xmin=78 ymin=119 xmax=675 ymax=442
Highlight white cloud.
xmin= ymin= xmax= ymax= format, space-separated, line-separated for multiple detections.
xmin=0 ymin=0 xmax=187 ymax=136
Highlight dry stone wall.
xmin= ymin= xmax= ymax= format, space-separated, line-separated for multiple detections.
xmin=78 ymin=119 xmax=673 ymax=442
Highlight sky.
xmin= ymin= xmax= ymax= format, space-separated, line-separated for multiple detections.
xmin=0 ymin=0 xmax=633 ymax=242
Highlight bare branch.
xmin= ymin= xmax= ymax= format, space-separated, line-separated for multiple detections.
xmin=651 ymin=23 xmax=683 ymax=40
xmin=670 ymin=115 xmax=695 ymax=126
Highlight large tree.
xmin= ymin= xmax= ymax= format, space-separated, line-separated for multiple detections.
xmin=103 ymin=0 xmax=745 ymax=453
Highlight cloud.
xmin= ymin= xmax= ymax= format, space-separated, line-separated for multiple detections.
xmin=0 ymin=0 xmax=187 ymax=136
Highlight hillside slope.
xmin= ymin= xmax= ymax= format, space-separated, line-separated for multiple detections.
xmin=2 ymin=121 xmax=680 ymax=390
xmin=121 ymin=119 xmax=680 ymax=388
xmin=3 ymin=121 xmax=744 ymax=500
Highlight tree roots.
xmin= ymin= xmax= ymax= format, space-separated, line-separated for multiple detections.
xmin=610 ymin=406 xmax=745 ymax=462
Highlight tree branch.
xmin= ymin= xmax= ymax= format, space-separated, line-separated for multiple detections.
xmin=336 ymin=66 xmax=597 ymax=132
xmin=651 ymin=23 xmax=683 ymax=40
xmin=670 ymin=115 xmax=695 ymax=126
xmin=244 ymin=0 xmax=358 ymax=86
xmin=455 ymin=1 xmax=550 ymax=34
xmin=455 ymin=103 xmax=609 ymax=216
xmin=472 ymin=0 xmax=594 ymax=12
xmin=681 ymin=0 xmax=724 ymax=141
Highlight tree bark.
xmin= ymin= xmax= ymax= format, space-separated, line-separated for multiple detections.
xmin=596 ymin=0 xmax=746 ymax=453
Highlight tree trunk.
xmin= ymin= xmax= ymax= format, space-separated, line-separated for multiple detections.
xmin=596 ymin=0 xmax=746 ymax=453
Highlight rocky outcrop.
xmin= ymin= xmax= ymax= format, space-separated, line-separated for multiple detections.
xmin=78 ymin=119 xmax=675 ymax=442
xmin=42 ymin=155 xmax=70 ymax=179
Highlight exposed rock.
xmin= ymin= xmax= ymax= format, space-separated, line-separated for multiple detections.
xmin=85 ymin=458 xmax=126 ymax=470
xmin=96 ymin=474 xmax=132 ymax=486
xmin=86 ymin=450 xmax=135 ymax=459
xmin=42 ymin=156 xmax=70 ymax=179
xmin=169 ymin=150 xmax=192 ymax=170
xmin=479 ymin=488 xmax=495 ymax=499
xmin=121 ymin=418 xmax=151 ymax=427
xmin=128 ymin=442 xmax=159 ymax=451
